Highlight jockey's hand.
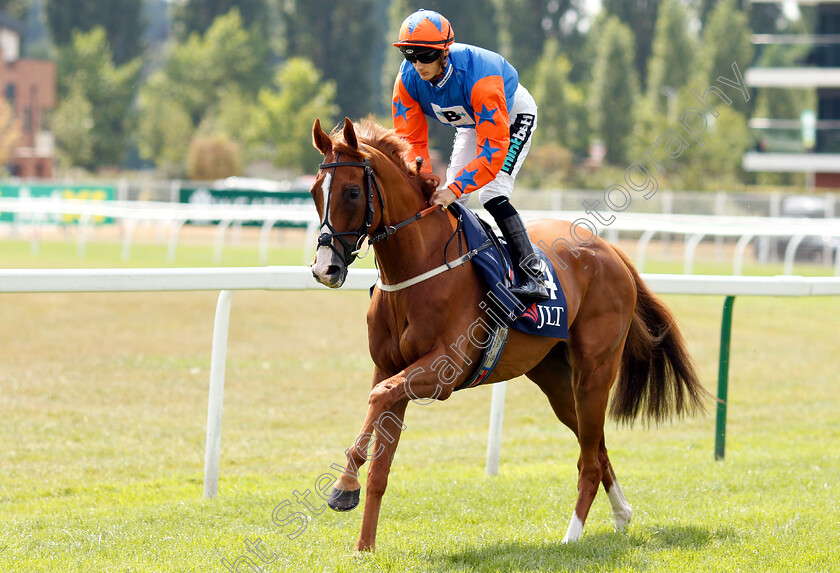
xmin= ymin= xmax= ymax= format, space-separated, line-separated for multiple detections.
xmin=430 ymin=187 xmax=458 ymax=209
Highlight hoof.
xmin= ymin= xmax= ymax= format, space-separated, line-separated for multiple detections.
xmin=327 ymin=487 xmax=360 ymax=511
xmin=613 ymin=507 xmax=633 ymax=531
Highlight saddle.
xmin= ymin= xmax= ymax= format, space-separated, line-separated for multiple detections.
xmin=450 ymin=203 xmax=568 ymax=338
xmin=447 ymin=203 xmax=569 ymax=391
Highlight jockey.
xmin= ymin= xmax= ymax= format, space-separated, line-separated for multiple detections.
xmin=391 ymin=9 xmax=549 ymax=303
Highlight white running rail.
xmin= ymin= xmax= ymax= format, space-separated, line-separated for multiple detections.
xmin=2 ymin=267 xmax=839 ymax=494
xmin=3 ymin=197 xmax=840 ymax=274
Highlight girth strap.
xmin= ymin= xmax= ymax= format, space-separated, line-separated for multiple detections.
xmin=454 ymin=324 xmax=509 ymax=391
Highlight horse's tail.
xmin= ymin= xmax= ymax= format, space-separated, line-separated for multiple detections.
xmin=609 ymin=246 xmax=712 ymax=425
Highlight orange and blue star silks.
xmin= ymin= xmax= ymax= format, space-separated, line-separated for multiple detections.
xmin=392 ymin=43 xmax=519 ymax=198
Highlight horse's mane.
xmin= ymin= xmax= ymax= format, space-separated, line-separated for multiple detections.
xmin=330 ymin=117 xmax=413 ymax=177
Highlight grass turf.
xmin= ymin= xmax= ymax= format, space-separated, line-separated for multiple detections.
xmin=0 ymin=240 xmax=838 ymax=572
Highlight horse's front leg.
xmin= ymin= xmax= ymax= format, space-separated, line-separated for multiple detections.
xmin=355 ymin=397 xmax=409 ymax=552
xmin=335 ymin=357 xmax=455 ymax=552
xmin=328 ymin=366 xmax=391 ymax=510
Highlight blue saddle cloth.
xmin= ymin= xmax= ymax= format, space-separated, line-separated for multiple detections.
xmin=450 ymin=203 xmax=569 ymax=339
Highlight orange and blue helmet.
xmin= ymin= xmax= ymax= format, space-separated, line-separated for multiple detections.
xmin=394 ymin=9 xmax=454 ymax=49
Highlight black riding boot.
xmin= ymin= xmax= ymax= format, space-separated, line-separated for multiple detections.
xmin=496 ymin=213 xmax=550 ymax=303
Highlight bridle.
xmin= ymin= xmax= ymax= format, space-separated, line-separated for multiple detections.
xmin=317 ymin=153 xmax=385 ymax=266
xmin=317 ymin=152 xmax=440 ymax=267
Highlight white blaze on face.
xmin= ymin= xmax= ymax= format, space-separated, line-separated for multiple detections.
xmin=319 ymin=172 xmax=332 ymax=229
xmin=311 ymin=172 xmax=343 ymax=283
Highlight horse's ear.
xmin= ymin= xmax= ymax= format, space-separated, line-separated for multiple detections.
xmin=342 ymin=117 xmax=359 ymax=150
xmin=312 ymin=118 xmax=332 ymax=155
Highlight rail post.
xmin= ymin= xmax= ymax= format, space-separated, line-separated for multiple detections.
xmin=485 ymin=381 xmax=507 ymax=476
xmin=715 ymin=295 xmax=736 ymax=461
xmin=204 ymin=290 xmax=235 ymax=498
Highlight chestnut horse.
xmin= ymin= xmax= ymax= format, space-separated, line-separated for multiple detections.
xmin=310 ymin=117 xmax=708 ymax=552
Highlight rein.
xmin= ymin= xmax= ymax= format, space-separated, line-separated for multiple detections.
xmin=318 ymin=151 xmax=481 ymax=292
xmin=369 ymin=205 xmax=439 ymax=245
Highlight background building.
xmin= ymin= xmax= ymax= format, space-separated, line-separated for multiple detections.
xmin=743 ymin=0 xmax=840 ymax=188
xmin=0 ymin=10 xmax=55 ymax=178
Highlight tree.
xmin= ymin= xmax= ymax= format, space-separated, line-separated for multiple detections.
xmin=520 ymin=37 xmax=590 ymax=188
xmin=692 ymin=0 xmax=748 ymax=29
xmin=530 ymin=37 xmax=588 ymax=154
xmin=137 ymin=7 xmax=268 ymax=164
xmin=633 ymin=0 xmax=697 ymax=165
xmin=679 ymin=106 xmax=751 ymax=190
xmin=589 ymin=16 xmax=640 ymax=165
xmin=532 ymin=38 xmax=569 ymax=148
xmin=250 ymin=57 xmax=338 ymax=173
xmin=696 ymin=0 xmax=754 ymax=115
xmin=383 ymin=0 xmax=414 ymax=115
xmin=749 ymin=0 xmax=784 ymax=35
xmin=45 ymin=0 xmax=144 ymax=65
xmin=136 ymin=9 xmax=267 ymax=172
xmin=51 ymin=84 xmax=94 ymax=169
xmin=280 ymin=0 xmax=381 ymax=121
xmin=55 ymin=27 xmax=142 ymax=170
xmin=21 ymin=0 xmax=50 ymax=58
xmin=202 ymin=87 xmax=258 ymax=152
xmin=693 ymin=0 xmax=717 ymax=28
xmin=646 ymin=0 xmax=696 ymax=109
xmin=0 ymin=0 xmax=31 ymax=19
xmin=186 ymin=134 xmax=241 ymax=180
xmin=431 ymin=0 xmax=500 ymax=51
xmin=602 ymin=0 xmax=660 ymax=87
xmin=136 ymin=83 xmax=193 ymax=175
xmin=171 ymin=0 xmax=270 ymax=41
xmin=693 ymin=0 xmax=779 ymax=34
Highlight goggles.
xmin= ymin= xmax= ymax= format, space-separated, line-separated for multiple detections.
xmin=399 ymin=46 xmax=442 ymax=64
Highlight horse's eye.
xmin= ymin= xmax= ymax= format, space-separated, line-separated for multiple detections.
xmin=346 ymin=186 xmax=362 ymax=200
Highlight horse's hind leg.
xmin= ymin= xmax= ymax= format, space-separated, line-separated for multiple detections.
xmin=599 ymin=443 xmax=632 ymax=531
xmin=527 ymin=344 xmax=578 ymax=437
xmin=528 ymin=342 xmax=631 ymax=541
xmin=561 ymin=337 xmax=627 ymax=542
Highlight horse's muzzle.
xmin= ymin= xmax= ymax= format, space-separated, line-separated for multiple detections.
xmin=311 ymin=250 xmax=348 ymax=288
xmin=312 ymin=265 xmax=347 ymax=288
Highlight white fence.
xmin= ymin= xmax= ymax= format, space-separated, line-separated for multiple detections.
xmin=5 ymin=180 xmax=837 ymax=216
xmin=2 ymin=266 xmax=839 ymax=496
xmin=3 ymin=197 xmax=840 ymax=274
xmin=0 ymin=197 xmax=317 ymax=265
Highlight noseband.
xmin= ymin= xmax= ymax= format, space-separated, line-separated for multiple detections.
xmin=317 ymin=154 xmax=385 ymax=266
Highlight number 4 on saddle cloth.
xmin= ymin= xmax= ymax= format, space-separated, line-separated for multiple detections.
xmin=447 ymin=202 xmax=569 ymax=390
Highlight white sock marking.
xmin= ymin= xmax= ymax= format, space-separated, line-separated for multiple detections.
xmin=606 ymin=476 xmax=633 ymax=530
xmin=562 ymin=511 xmax=584 ymax=543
